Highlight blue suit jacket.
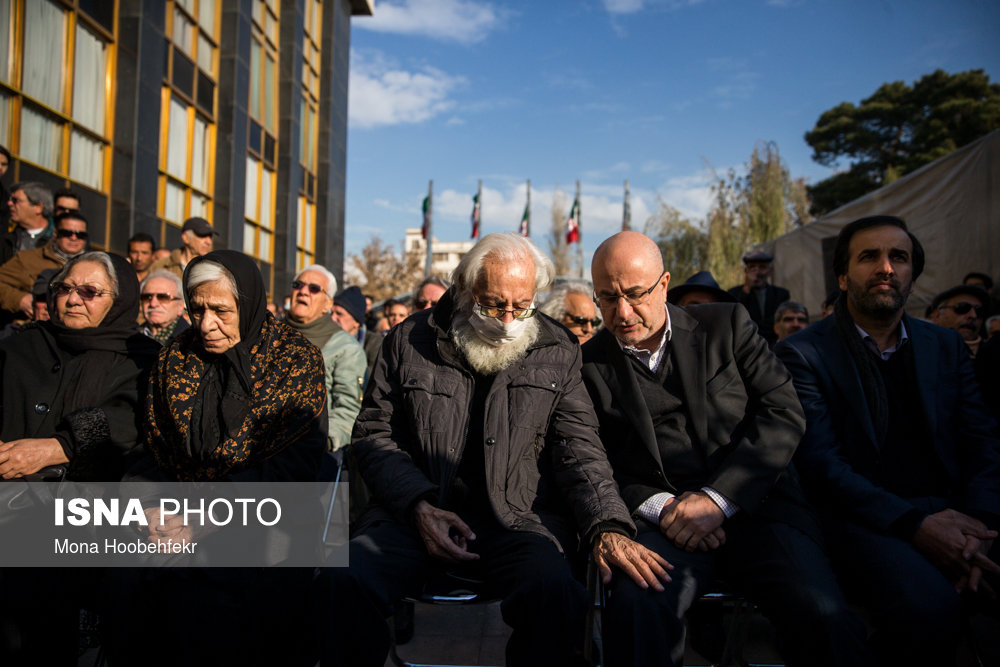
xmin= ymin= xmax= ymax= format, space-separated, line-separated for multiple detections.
xmin=775 ymin=315 xmax=1000 ymax=533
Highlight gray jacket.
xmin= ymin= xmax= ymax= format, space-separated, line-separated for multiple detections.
xmin=352 ymin=290 xmax=634 ymax=553
xmin=321 ymin=328 xmax=367 ymax=450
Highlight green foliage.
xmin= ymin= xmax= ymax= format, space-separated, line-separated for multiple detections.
xmin=647 ymin=141 xmax=808 ymax=290
xmin=644 ymin=199 xmax=707 ymax=284
xmin=806 ymin=69 xmax=1000 ymax=214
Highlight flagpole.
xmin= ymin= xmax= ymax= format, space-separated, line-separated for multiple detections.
xmin=521 ymin=179 xmax=531 ymax=237
xmin=475 ymin=179 xmax=482 ymax=239
xmin=576 ymin=179 xmax=583 ymax=279
xmin=425 ymin=180 xmax=433 ymax=277
xmin=623 ymin=179 xmax=631 ymax=231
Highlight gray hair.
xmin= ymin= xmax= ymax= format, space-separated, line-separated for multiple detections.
xmin=11 ymin=181 xmax=54 ymax=218
xmin=185 ymin=260 xmax=238 ymax=307
xmin=540 ymin=280 xmax=599 ymax=322
xmin=294 ymin=264 xmax=337 ymax=298
xmin=774 ymin=300 xmax=809 ymax=322
xmin=452 ymin=233 xmax=554 ymax=310
xmin=142 ymin=269 xmax=184 ymax=297
xmin=52 ymin=251 xmax=119 ymax=298
xmin=416 ymin=274 xmax=452 ymax=293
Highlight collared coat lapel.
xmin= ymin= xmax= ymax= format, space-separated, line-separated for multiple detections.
xmin=907 ymin=317 xmax=940 ymax=437
xmin=816 ymin=318 xmax=880 ymax=448
xmin=666 ymin=305 xmax=708 ymax=448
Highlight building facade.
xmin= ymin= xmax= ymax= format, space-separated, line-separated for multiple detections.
xmin=404 ymin=227 xmax=475 ymax=280
xmin=0 ymin=0 xmax=372 ymax=297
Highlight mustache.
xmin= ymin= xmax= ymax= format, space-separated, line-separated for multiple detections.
xmin=866 ymin=277 xmax=901 ymax=291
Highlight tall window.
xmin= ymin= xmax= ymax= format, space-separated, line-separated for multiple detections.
xmin=159 ymin=0 xmax=217 ymax=225
xmin=244 ymin=0 xmax=279 ymax=263
xmin=296 ymin=0 xmax=322 ymax=271
xmin=0 ymin=0 xmax=113 ymax=192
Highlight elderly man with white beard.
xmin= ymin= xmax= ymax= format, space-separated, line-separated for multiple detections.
xmin=319 ymin=233 xmax=669 ymax=667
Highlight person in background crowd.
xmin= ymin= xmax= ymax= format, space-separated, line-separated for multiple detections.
xmin=0 ymin=251 xmax=159 ymax=665
xmin=103 ymin=249 xmax=326 ymax=667
xmin=775 ymin=216 xmax=1000 ymax=667
xmin=412 ymin=275 xmax=450 ymax=310
xmin=52 ymin=188 xmax=80 ymax=216
xmin=319 ymin=233 xmax=666 ymax=667
xmin=0 ymin=145 xmax=11 ymax=228
xmin=2 ymin=181 xmax=53 ymax=265
xmin=283 ymin=264 xmax=366 ymax=457
xmin=0 ymin=268 xmax=56 ymax=339
xmin=666 ymin=270 xmax=738 ymax=307
xmin=727 ymin=250 xmax=791 ymax=347
xmin=148 ymin=216 xmax=216 ymax=279
xmin=152 ymin=247 xmax=171 ymax=262
xmin=539 ymin=280 xmax=602 ymax=345
xmin=370 ymin=310 xmax=390 ymax=333
xmin=383 ymin=298 xmax=410 ymax=328
xmin=364 ymin=293 xmax=374 ymax=314
xmin=0 ymin=210 xmax=90 ymax=324
xmin=127 ymin=232 xmax=156 ymax=283
xmin=820 ymin=289 xmax=840 ymax=318
xmin=333 ymin=285 xmax=383 ymax=370
xmin=773 ymin=300 xmax=810 ymax=342
xmin=584 ymin=231 xmax=870 ymax=667
xmin=986 ymin=314 xmax=1000 ymax=340
xmin=139 ymin=270 xmax=188 ymax=344
xmin=929 ymin=284 xmax=989 ymax=358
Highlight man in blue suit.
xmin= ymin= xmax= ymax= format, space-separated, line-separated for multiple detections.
xmin=775 ymin=216 xmax=1000 ymax=666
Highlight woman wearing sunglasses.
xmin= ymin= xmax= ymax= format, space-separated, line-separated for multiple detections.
xmin=0 ymin=251 xmax=159 ymax=663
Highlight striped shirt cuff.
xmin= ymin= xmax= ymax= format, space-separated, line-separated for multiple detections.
xmin=637 ymin=492 xmax=675 ymax=524
xmin=702 ymin=486 xmax=739 ymax=518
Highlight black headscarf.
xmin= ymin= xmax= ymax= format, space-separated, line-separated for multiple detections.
xmin=45 ymin=252 xmax=146 ymax=353
xmin=43 ymin=252 xmax=159 ymax=413
xmin=182 ymin=250 xmax=270 ymax=457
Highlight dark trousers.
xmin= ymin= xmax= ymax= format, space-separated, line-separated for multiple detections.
xmin=602 ymin=516 xmax=873 ymax=667
xmin=317 ymin=515 xmax=589 ymax=667
xmin=825 ymin=514 xmax=1000 ymax=667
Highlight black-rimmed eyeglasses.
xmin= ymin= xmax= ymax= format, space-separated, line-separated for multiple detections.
xmin=938 ymin=302 xmax=983 ymax=316
xmin=291 ymin=280 xmax=324 ymax=295
xmin=593 ymin=269 xmax=668 ymax=308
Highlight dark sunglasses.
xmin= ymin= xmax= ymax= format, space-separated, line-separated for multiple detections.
xmin=565 ymin=314 xmax=601 ymax=327
xmin=939 ymin=302 xmax=984 ymax=316
xmin=413 ymin=298 xmax=438 ymax=309
xmin=291 ymin=280 xmax=324 ymax=295
xmin=53 ymin=283 xmax=111 ymax=300
xmin=56 ymin=229 xmax=89 ymax=240
xmin=140 ymin=292 xmax=180 ymax=303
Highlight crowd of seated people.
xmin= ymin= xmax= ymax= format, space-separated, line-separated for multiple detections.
xmin=1 ymin=157 xmax=998 ymax=666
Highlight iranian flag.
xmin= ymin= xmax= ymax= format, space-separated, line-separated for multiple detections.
xmin=471 ymin=193 xmax=480 ymax=239
xmin=519 ymin=203 xmax=529 ymax=237
xmin=421 ymin=196 xmax=430 ymax=239
xmin=565 ymin=197 xmax=580 ymax=244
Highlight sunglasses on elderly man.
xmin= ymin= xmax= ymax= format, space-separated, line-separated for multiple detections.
xmin=140 ymin=293 xmax=180 ymax=303
xmin=413 ymin=298 xmax=438 ymax=309
xmin=291 ymin=280 xmax=324 ymax=295
xmin=938 ymin=302 xmax=984 ymax=316
xmin=564 ymin=314 xmax=601 ymax=327
xmin=55 ymin=229 xmax=89 ymax=240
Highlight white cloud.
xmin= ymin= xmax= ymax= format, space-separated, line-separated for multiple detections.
xmin=349 ymin=51 xmax=466 ymax=129
xmin=603 ymin=0 xmax=644 ymax=14
xmin=357 ymin=0 xmax=502 ymax=44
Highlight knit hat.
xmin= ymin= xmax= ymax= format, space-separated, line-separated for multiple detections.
xmin=333 ymin=285 xmax=366 ymax=325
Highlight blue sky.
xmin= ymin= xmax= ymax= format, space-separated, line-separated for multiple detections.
xmin=344 ymin=0 xmax=999 ymax=273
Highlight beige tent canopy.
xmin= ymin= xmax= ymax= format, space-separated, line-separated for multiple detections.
xmin=766 ymin=129 xmax=999 ymax=318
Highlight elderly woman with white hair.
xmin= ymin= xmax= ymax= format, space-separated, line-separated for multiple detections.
xmin=102 ymin=249 xmax=327 ymax=666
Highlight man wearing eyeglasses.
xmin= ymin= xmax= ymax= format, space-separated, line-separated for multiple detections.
xmin=776 ymin=217 xmax=1000 ymax=666
xmin=2 ymin=181 xmax=54 ymax=266
xmin=539 ymin=280 xmax=602 ymax=345
xmin=582 ymin=231 xmax=872 ymax=667
xmin=283 ymin=264 xmax=366 ymax=455
xmin=412 ymin=274 xmax=450 ymax=311
xmin=320 ymin=233 xmax=668 ymax=667
xmin=0 ymin=210 xmax=89 ymax=325
xmin=929 ymin=284 xmax=990 ymax=358
xmin=139 ymin=270 xmax=188 ymax=344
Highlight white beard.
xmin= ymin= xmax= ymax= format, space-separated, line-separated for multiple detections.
xmin=452 ymin=312 xmax=539 ymax=375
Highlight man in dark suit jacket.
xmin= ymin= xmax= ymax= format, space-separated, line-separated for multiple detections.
xmin=775 ymin=216 xmax=1000 ymax=666
xmin=728 ymin=250 xmax=790 ymax=347
xmin=582 ymin=231 xmax=872 ymax=667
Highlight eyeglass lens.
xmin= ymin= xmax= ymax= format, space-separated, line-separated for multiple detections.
xmin=291 ymin=280 xmax=322 ymax=294
xmin=54 ymin=283 xmax=104 ymax=300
